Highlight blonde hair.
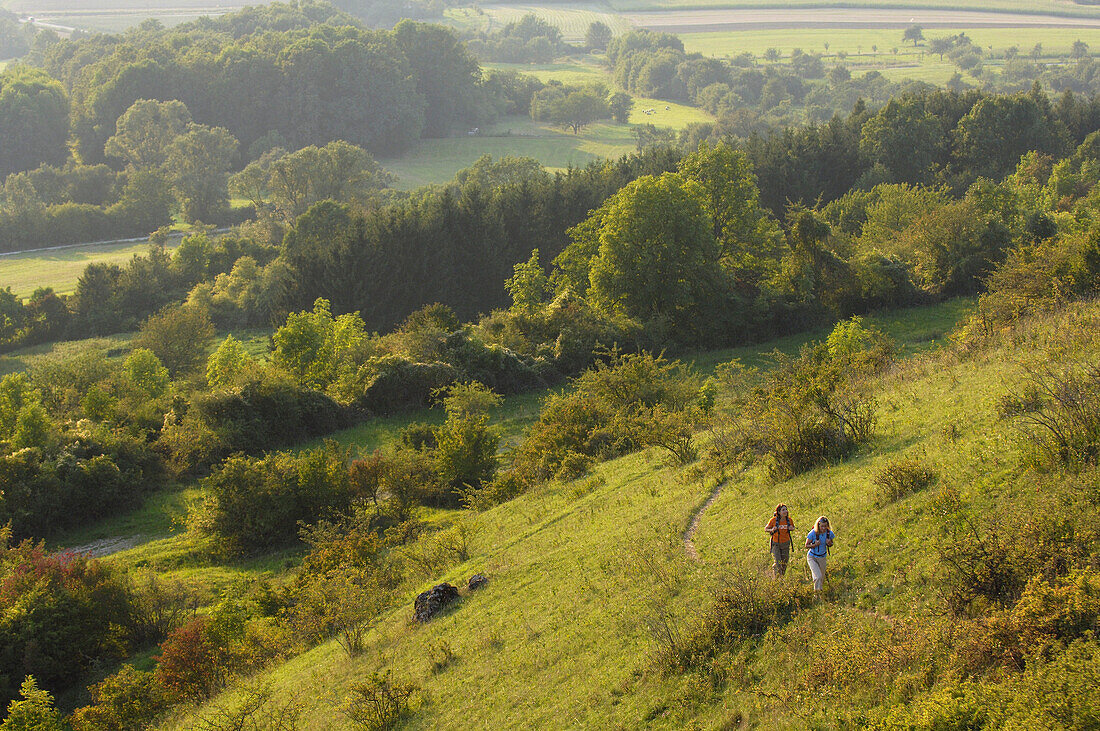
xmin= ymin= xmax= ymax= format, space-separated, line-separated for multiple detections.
xmin=814 ymin=516 xmax=831 ymax=534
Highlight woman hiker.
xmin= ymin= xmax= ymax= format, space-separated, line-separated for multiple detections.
xmin=765 ymin=503 xmax=795 ymax=576
xmin=806 ymin=516 xmax=835 ymax=592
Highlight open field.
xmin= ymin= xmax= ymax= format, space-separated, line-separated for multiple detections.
xmin=680 ymin=26 xmax=1100 ymax=58
xmin=607 ymin=0 xmax=1100 ymax=17
xmin=0 ymin=238 xmax=175 ymax=299
xmin=380 ymin=102 xmax=710 ymax=189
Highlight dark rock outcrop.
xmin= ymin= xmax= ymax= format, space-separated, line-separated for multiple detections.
xmin=414 ymin=582 xmax=460 ymax=623
xmin=467 ymin=574 xmax=489 ymax=591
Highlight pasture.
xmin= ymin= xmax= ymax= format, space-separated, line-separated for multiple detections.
xmin=679 ymin=26 xmax=1100 ymax=60
xmin=380 ymin=104 xmax=711 ymax=190
xmin=0 ymin=238 xmax=177 ymax=299
xmin=605 ymin=0 xmax=1100 ymax=17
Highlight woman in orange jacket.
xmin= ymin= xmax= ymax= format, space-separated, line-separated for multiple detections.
xmin=765 ymin=503 xmax=795 ymax=576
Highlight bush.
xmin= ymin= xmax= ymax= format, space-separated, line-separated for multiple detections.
xmin=190 ymin=442 xmax=355 ymax=555
xmin=0 ymin=534 xmax=134 ymax=708
xmin=873 ymin=458 xmax=937 ymax=505
xmin=512 ymin=352 xmax=702 ymax=485
xmin=999 ymin=363 xmax=1100 ymax=469
xmin=343 ymin=671 xmax=419 ymax=731
xmin=70 ymin=665 xmax=170 ymax=731
xmin=664 ymin=572 xmax=815 ymax=672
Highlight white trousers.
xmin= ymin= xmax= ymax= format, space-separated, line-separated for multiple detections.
xmin=808 ymin=553 xmax=827 ymax=591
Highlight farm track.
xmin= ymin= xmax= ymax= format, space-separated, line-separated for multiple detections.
xmin=628 ymin=7 xmax=1100 ymax=30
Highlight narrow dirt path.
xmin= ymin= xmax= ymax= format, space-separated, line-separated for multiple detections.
xmin=683 ymin=481 xmax=724 ymax=561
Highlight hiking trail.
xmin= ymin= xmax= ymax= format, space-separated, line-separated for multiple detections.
xmin=683 ymin=480 xmax=724 ymax=561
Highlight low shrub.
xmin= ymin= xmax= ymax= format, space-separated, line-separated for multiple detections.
xmin=663 ymin=573 xmax=815 ymax=673
xmin=70 ymin=665 xmax=170 ymax=731
xmin=999 ymin=363 xmax=1100 ymax=469
xmin=344 ymin=671 xmax=420 ymax=731
xmin=873 ymin=458 xmax=938 ymax=505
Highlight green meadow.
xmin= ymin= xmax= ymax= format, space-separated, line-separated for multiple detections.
xmin=680 ymin=26 xmax=1100 ymax=59
xmin=0 ymin=239 xmax=180 ymax=299
xmin=157 ymin=295 xmax=1099 ymax=729
xmin=382 ymin=108 xmax=709 ymax=190
xmin=604 ymin=0 xmax=1100 ymax=16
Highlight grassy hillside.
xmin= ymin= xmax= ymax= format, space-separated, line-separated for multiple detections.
xmin=149 ymin=295 xmax=1100 ymax=729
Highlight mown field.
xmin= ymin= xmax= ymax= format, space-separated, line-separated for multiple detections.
xmin=603 ymin=0 xmax=1100 ymax=17
xmin=153 ymin=295 xmax=1100 ymax=730
xmin=0 ymin=238 xmax=179 ymax=299
xmin=380 ymin=103 xmax=711 ymax=190
xmin=680 ymin=25 xmax=1100 ymax=59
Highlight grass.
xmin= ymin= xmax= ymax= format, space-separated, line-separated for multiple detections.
xmin=153 ymin=295 xmax=1070 ymax=730
xmin=162 ymin=295 xmax=1100 ymax=728
xmin=679 ymin=26 xmax=1100 ymax=60
xmin=0 ymin=332 xmax=133 ymax=376
xmin=380 ymin=116 xmax=639 ymax=190
xmin=0 ymin=238 xmax=177 ymax=299
xmin=604 ymin=0 xmax=1100 ymax=17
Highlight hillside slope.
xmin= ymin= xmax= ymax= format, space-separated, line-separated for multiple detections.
xmin=163 ymin=298 xmax=1100 ymax=729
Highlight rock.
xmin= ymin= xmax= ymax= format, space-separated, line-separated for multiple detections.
xmin=467 ymin=574 xmax=489 ymax=591
xmin=414 ymin=582 xmax=460 ymax=623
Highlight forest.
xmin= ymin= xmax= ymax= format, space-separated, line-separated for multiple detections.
xmin=0 ymin=0 xmax=1099 ymax=728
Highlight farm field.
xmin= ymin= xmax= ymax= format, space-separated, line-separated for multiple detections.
xmin=605 ymin=0 xmax=1100 ymax=17
xmin=0 ymin=238 xmax=178 ymax=299
xmin=679 ymin=26 xmax=1100 ymax=59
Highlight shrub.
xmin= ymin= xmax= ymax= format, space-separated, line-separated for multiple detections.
xmin=665 ymin=573 xmax=815 ymax=673
xmin=343 ymin=671 xmax=419 ymax=731
xmin=873 ymin=458 xmax=937 ymax=505
xmin=0 ymin=534 xmax=135 ymax=708
xmin=190 ymin=442 xmax=355 ymax=555
xmin=154 ymin=617 xmax=227 ymax=702
xmin=0 ymin=676 xmax=65 ymax=731
xmin=999 ymin=363 xmax=1100 ymax=469
xmin=70 ymin=665 xmax=170 ymax=731
xmin=512 ymin=352 xmax=702 ymax=484
xmin=292 ymin=565 xmax=393 ymax=656
xmin=194 ymin=682 xmax=302 ymax=731
xmin=707 ymin=337 xmax=880 ymax=480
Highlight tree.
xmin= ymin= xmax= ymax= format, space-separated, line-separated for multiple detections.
xmin=952 ymin=94 xmax=1063 ymax=182
xmin=1031 ymin=43 xmax=1043 ymax=60
xmin=206 ymin=335 xmax=253 ymax=390
xmin=392 ymin=21 xmax=481 ymax=138
xmin=433 ymin=382 xmax=502 ymax=505
xmin=545 ymin=89 xmax=609 ymax=134
xmin=164 ymin=123 xmax=239 ymax=223
xmin=1072 ymin=40 xmax=1089 ymax=60
xmin=505 ymin=249 xmax=551 ymax=311
xmin=608 ymin=91 xmax=633 ymax=123
xmin=585 ymin=21 xmax=612 ymax=51
xmin=123 ymin=348 xmax=170 ymax=399
xmin=903 ymin=25 xmax=924 ymax=47
xmin=929 ymin=37 xmax=952 ymax=60
xmin=582 ymin=173 xmax=722 ymax=337
xmin=263 ymin=140 xmax=391 ymax=222
xmin=1 ymin=676 xmax=65 ymax=731
xmin=104 ymin=99 xmax=191 ymax=171
xmin=0 ymin=67 xmax=70 ymax=178
xmin=860 ymin=97 xmax=947 ymax=184
xmin=678 ymin=141 xmax=782 ymax=269
xmin=764 ymin=48 xmax=780 ymax=62
xmin=133 ymin=304 xmax=215 ymax=377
